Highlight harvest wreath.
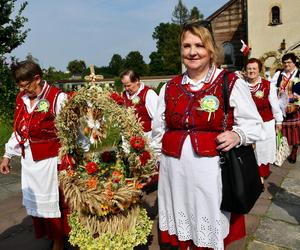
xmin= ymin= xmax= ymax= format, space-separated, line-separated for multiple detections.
xmin=56 ymin=84 xmax=156 ymax=249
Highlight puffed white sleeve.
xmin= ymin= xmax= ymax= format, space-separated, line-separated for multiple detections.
xmin=150 ymin=84 xmax=167 ymax=156
xmin=55 ymin=92 xmax=68 ymax=115
xmin=145 ymin=89 xmax=159 ymax=120
xmin=269 ymin=81 xmax=283 ymax=123
xmin=3 ymin=133 xmax=22 ymax=159
xmin=230 ymin=78 xmax=265 ymax=145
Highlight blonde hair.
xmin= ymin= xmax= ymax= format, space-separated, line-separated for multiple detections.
xmin=180 ymin=22 xmax=219 ymax=64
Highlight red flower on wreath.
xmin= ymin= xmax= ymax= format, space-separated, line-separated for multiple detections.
xmin=110 ymin=92 xmax=125 ymax=105
xmin=85 ymin=162 xmax=98 ymax=175
xmin=139 ymin=151 xmax=151 ymax=165
xmin=130 ymin=136 xmax=145 ymax=151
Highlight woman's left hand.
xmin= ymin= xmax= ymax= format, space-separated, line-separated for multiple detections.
xmin=216 ymin=131 xmax=241 ymax=152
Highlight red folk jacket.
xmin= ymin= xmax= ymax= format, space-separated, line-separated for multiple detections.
xmin=14 ymin=84 xmax=62 ymax=161
xmin=123 ymin=86 xmax=152 ymax=132
xmin=249 ymin=78 xmax=274 ymax=122
xmin=162 ymin=71 xmax=237 ymax=158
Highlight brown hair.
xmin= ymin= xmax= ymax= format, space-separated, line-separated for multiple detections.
xmin=180 ymin=20 xmax=219 ymax=64
xmin=119 ymin=69 xmax=140 ymax=82
xmin=245 ymin=58 xmax=263 ymax=72
xmin=11 ymin=60 xmax=43 ymax=83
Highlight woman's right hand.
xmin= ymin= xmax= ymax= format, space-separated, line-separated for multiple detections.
xmin=0 ymin=157 xmax=11 ymax=174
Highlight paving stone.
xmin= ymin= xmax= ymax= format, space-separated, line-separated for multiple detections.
xmin=267 ymin=202 xmax=300 ymax=225
xmin=227 ymin=237 xmax=246 ymax=250
xmin=274 ymin=178 xmax=300 ymax=206
xmin=247 ymin=240 xmax=290 ymax=250
xmin=249 ymin=198 xmax=272 ymax=216
xmin=281 ymin=178 xmax=300 ymax=196
xmin=287 ymin=166 xmax=300 ymax=180
xmin=270 ymin=166 xmax=290 ymax=178
xmin=255 ymin=218 xmax=300 ymax=249
xmin=245 ymin=214 xmax=261 ymax=235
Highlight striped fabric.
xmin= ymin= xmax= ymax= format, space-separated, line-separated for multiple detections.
xmin=282 ymin=110 xmax=300 ymax=145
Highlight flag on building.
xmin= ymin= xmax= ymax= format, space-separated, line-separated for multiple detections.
xmin=240 ymin=40 xmax=250 ymax=56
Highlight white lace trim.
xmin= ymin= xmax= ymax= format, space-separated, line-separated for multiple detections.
xmin=159 ymin=210 xmax=228 ymax=250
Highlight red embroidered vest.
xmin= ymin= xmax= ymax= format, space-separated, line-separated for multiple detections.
xmin=162 ymin=71 xmax=237 ymax=158
xmin=14 ymin=84 xmax=62 ymax=161
xmin=250 ymin=78 xmax=273 ymax=122
xmin=123 ymin=86 xmax=152 ymax=132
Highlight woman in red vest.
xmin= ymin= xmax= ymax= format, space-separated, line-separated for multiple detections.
xmin=0 ymin=60 xmax=70 ymax=250
xmin=151 ymin=21 xmax=265 ymax=249
xmin=245 ymin=58 xmax=283 ymax=183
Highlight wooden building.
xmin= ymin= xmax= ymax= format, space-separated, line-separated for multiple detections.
xmin=206 ymin=0 xmax=300 ymax=70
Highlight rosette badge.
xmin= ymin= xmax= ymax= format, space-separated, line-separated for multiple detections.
xmin=35 ymin=99 xmax=50 ymax=112
xmin=197 ymin=95 xmax=220 ymax=121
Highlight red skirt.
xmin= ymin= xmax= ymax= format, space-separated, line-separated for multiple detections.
xmin=160 ymin=213 xmax=246 ymax=250
xmin=32 ymin=186 xmax=70 ymax=240
xmin=32 ymin=164 xmax=71 ymax=240
xmin=258 ymin=163 xmax=270 ymax=177
xmin=282 ymin=110 xmax=300 ymax=146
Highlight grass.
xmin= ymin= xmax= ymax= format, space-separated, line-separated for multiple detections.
xmin=0 ymin=121 xmax=13 ymax=156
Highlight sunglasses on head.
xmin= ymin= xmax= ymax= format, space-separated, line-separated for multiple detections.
xmin=183 ymin=20 xmax=212 ymax=31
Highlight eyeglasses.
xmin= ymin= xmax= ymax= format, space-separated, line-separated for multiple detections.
xmin=18 ymin=80 xmax=33 ymax=89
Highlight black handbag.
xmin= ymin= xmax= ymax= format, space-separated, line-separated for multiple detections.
xmin=220 ymin=73 xmax=263 ymax=214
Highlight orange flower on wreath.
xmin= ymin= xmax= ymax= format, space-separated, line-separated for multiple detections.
xmin=86 ymin=177 xmax=98 ymax=189
xmin=130 ymin=136 xmax=145 ymax=151
xmin=112 ymin=170 xmax=123 ymax=183
xmin=106 ymin=189 xmax=114 ymax=200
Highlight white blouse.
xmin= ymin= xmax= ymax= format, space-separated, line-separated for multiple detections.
xmin=151 ymin=68 xmax=265 ymax=155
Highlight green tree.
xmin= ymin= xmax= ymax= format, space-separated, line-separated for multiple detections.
xmin=108 ymin=54 xmax=124 ymax=76
xmin=67 ymin=59 xmax=86 ymax=77
xmin=148 ymin=51 xmax=164 ymax=76
xmin=123 ymin=51 xmax=148 ymax=76
xmin=190 ymin=6 xmax=204 ymax=21
xmin=172 ymin=0 xmax=189 ymax=26
xmin=43 ymin=66 xmax=70 ymax=84
xmin=0 ymin=0 xmax=29 ymax=56
xmin=0 ymin=0 xmax=29 ymax=133
xmin=151 ymin=23 xmax=181 ymax=75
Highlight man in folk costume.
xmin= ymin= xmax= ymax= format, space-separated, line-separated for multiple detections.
xmin=0 ymin=60 xmax=69 ymax=250
xmin=121 ymin=69 xmax=159 ymax=190
xmin=120 ymin=69 xmax=158 ymax=139
xmin=271 ymin=53 xmax=300 ymax=163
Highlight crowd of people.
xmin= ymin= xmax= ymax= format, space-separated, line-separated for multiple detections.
xmin=1 ymin=19 xmax=300 ymax=250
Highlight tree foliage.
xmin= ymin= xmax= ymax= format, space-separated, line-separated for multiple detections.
xmin=67 ymin=59 xmax=87 ymax=77
xmin=150 ymin=23 xmax=181 ymax=75
xmin=43 ymin=66 xmax=71 ymax=84
xmin=190 ymin=6 xmax=204 ymax=21
xmin=108 ymin=54 xmax=124 ymax=76
xmin=123 ymin=51 xmax=148 ymax=76
xmin=0 ymin=0 xmax=29 ymax=128
xmin=0 ymin=0 xmax=30 ymax=56
xmin=172 ymin=0 xmax=189 ymax=26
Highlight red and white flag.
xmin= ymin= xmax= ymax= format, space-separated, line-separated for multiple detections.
xmin=240 ymin=40 xmax=250 ymax=56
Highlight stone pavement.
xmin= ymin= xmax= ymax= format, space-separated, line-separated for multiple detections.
xmin=0 ymin=156 xmax=299 ymax=250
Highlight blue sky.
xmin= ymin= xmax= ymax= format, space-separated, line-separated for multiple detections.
xmin=11 ymin=0 xmax=227 ymax=71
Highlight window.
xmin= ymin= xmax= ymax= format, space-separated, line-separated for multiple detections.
xmin=223 ymin=42 xmax=235 ymax=66
xmin=271 ymin=6 xmax=281 ymax=25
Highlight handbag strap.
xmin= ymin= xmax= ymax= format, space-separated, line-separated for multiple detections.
xmin=222 ymin=72 xmax=229 ymax=131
